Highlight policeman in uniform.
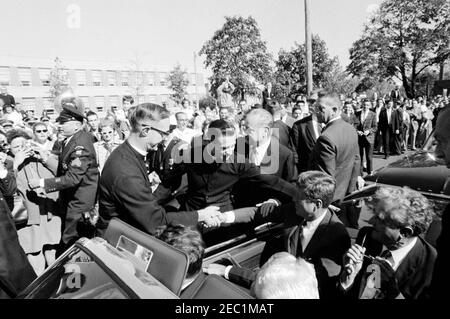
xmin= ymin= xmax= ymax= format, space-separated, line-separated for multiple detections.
xmin=29 ymin=96 xmax=99 ymax=250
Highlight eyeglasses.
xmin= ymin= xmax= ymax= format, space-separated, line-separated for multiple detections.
xmin=140 ymin=124 xmax=170 ymax=137
xmin=35 ymin=130 xmax=48 ymax=133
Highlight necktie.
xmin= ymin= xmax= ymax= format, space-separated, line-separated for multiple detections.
xmin=296 ymin=220 xmax=308 ymax=256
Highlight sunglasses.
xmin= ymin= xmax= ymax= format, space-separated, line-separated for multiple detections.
xmin=141 ymin=124 xmax=170 ymax=136
xmin=35 ymin=130 xmax=48 ymax=133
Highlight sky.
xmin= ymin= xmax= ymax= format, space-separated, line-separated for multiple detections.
xmin=0 ymin=0 xmax=382 ymax=74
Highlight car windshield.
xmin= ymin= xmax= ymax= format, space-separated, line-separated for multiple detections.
xmin=22 ymin=246 xmax=131 ymax=299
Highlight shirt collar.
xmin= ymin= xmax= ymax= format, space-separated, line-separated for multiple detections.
xmin=254 ymin=137 xmax=271 ymax=153
xmin=127 ymin=139 xmax=148 ymax=157
xmin=328 ymin=116 xmax=341 ymax=125
xmin=383 ymin=237 xmax=417 ymax=271
xmin=305 ymin=210 xmax=327 ymax=228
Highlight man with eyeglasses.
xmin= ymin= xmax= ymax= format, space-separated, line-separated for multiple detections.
xmin=27 ymin=96 xmax=99 ymax=251
xmin=32 ymin=122 xmax=54 ymax=151
xmin=97 ymin=103 xmax=224 ymax=237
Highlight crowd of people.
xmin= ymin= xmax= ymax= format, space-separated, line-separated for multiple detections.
xmin=0 ymin=83 xmax=449 ymax=299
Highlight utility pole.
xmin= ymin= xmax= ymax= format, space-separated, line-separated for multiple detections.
xmin=193 ymin=51 xmax=198 ymax=106
xmin=305 ymin=0 xmax=313 ymax=96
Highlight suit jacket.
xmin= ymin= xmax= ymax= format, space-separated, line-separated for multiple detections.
xmin=0 ymin=93 xmax=15 ymax=106
xmin=355 ymin=110 xmax=378 ymax=144
xmin=390 ymin=90 xmax=402 ymax=100
xmin=431 ymin=203 xmax=450 ymax=298
xmin=310 ymin=118 xmax=361 ymax=202
xmin=97 ymin=140 xmax=199 ymax=236
xmin=179 ymin=137 xmax=297 ymax=212
xmin=378 ymin=108 xmax=402 ymax=133
xmin=345 ymin=227 xmax=436 ymax=299
xmin=291 ymin=115 xmax=319 ymax=173
xmin=228 ymin=206 xmax=351 ymax=299
xmin=272 ymin=120 xmax=295 ymax=151
xmin=0 ymin=170 xmax=36 ymax=298
xmin=232 ymin=136 xmax=296 ymax=208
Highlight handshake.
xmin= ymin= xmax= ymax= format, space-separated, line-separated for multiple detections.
xmin=197 ymin=206 xmax=235 ymax=228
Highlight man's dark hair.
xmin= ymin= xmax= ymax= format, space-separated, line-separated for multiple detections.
xmin=86 ymin=110 xmax=98 ymax=118
xmin=297 ymin=171 xmax=336 ymax=208
xmin=122 ymin=95 xmax=134 ymax=105
xmin=208 ymin=119 xmax=236 ymax=135
xmin=32 ymin=122 xmax=47 ymax=132
xmin=155 ymin=225 xmax=205 ymax=279
xmin=129 ymin=103 xmax=170 ymax=133
xmin=292 ymin=107 xmax=301 ymax=114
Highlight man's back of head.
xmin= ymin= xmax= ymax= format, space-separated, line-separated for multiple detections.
xmin=252 ymin=252 xmax=319 ymax=299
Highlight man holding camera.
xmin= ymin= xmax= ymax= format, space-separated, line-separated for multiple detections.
xmin=28 ymin=97 xmax=99 ymax=251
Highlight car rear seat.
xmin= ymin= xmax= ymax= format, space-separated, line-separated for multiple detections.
xmin=190 ymin=274 xmax=254 ymax=299
xmin=103 ymin=218 xmax=189 ymax=296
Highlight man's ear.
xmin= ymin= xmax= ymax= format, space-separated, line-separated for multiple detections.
xmin=400 ymin=226 xmax=414 ymax=238
xmin=315 ymin=199 xmax=323 ymax=210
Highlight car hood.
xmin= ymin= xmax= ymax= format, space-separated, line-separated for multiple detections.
xmin=365 ymin=151 xmax=450 ymax=195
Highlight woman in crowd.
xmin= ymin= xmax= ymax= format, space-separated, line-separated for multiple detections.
xmin=93 ymin=117 xmax=122 ymax=173
xmin=339 ymin=186 xmax=436 ymax=299
xmin=7 ymin=129 xmax=62 ymax=275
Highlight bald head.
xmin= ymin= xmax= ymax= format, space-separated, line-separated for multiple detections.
xmin=315 ymin=93 xmax=342 ymax=124
xmin=245 ymin=108 xmax=273 ymax=145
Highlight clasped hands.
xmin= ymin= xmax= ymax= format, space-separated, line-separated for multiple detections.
xmin=198 ymin=199 xmax=280 ymax=228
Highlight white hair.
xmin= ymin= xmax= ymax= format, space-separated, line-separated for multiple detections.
xmin=252 ymin=252 xmax=319 ymax=299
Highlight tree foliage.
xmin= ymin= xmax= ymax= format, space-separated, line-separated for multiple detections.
xmin=322 ymin=64 xmax=360 ymax=96
xmin=49 ymin=57 xmax=68 ymax=100
xmin=348 ymin=0 xmax=450 ymax=98
xmin=167 ymin=63 xmax=189 ymax=104
xmin=273 ymin=34 xmax=338 ymax=101
xmin=199 ymin=16 xmax=273 ymax=100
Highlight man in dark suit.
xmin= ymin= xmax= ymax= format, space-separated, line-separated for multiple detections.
xmin=310 ymin=93 xmax=361 ymax=202
xmin=97 ymin=103 xmax=223 ymax=236
xmin=339 ymin=187 xmax=436 ymax=299
xmin=390 ymin=85 xmax=402 ymax=101
xmin=28 ymin=96 xmax=99 ymax=249
xmin=355 ymin=99 xmax=378 ymax=175
xmin=291 ymin=114 xmax=321 ymax=174
xmin=431 ymin=106 xmax=450 ymax=298
xmin=232 ymin=109 xmax=296 ymax=208
xmin=378 ymin=100 xmax=402 ymax=159
xmin=204 ymin=171 xmax=351 ymax=299
xmin=0 ymin=154 xmax=36 ymax=298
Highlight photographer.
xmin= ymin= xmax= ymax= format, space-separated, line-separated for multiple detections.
xmin=7 ymin=129 xmax=62 ymax=275
xmin=0 ymin=138 xmax=36 ymax=298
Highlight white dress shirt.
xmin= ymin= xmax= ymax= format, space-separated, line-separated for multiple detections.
xmin=386 ymin=108 xmax=392 ymax=125
xmin=311 ymin=116 xmax=322 ymax=139
xmin=301 ymin=210 xmax=327 ymax=252
xmin=249 ymin=138 xmax=271 ymax=166
xmin=381 ymin=237 xmax=417 ymax=271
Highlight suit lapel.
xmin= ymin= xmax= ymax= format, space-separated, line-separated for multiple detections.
xmin=395 ymin=239 xmax=421 ymax=287
xmin=286 ymin=225 xmax=301 ymax=256
xmin=306 ymin=119 xmax=316 ymax=141
xmin=303 ymin=210 xmax=332 ymax=257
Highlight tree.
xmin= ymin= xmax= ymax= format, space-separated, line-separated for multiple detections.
xmin=49 ymin=57 xmax=68 ymax=100
xmin=348 ymin=0 xmax=450 ymax=98
xmin=168 ymin=63 xmax=189 ymax=104
xmin=273 ymin=34 xmax=338 ymax=101
xmin=199 ymin=16 xmax=273 ymax=101
xmin=322 ymin=64 xmax=360 ymax=96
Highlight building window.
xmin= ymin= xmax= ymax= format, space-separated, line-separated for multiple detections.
xmin=76 ymin=70 xmax=87 ymax=86
xmin=94 ymin=96 xmax=105 ymax=109
xmin=159 ymin=72 xmax=167 ymax=86
xmin=121 ymin=71 xmax=129 ymax=86
xmin=39 ymin=68 xmax=51 ymax=86
xmin=21 ymin=97 xmax=35 ymax=109
xmin=147 ymin=72 xmax=154 ymax=86
xmin=107 ymin=71 xmax=116 ymax=86
xmin=0 ymin=67 xmax=10 ymax=86
xmin=92 ymin=70 xmax=102 ymax=87
xmin=18 ymin=68 xmax=32 ymax=87
xmin=97 ymin=106 xmax=104 ymax=113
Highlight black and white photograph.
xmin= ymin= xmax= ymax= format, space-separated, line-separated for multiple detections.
xmin=0 ymin=0 xmax=450 ymax=306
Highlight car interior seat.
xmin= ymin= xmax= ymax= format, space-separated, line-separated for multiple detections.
xmin=190 ymin=274 xmax=254 ymax=299
xmin=103 ymin=218 xmax=189 ymax=296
